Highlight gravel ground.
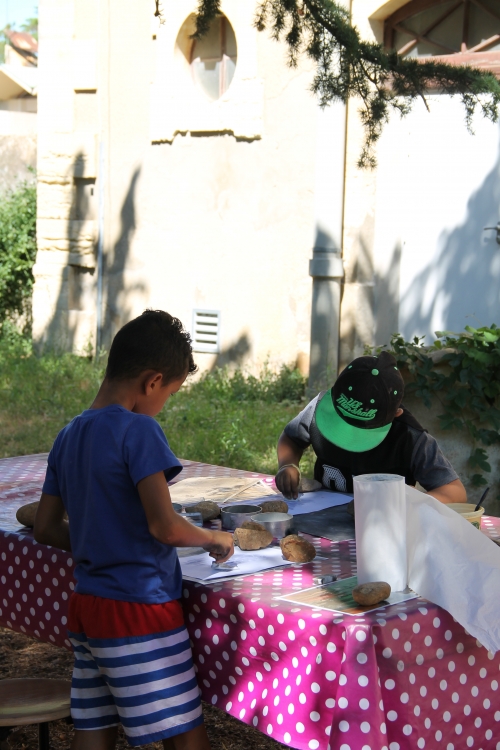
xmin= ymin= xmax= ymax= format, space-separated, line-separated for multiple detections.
xmin=0 ymin=627 xmax=290 ymax=750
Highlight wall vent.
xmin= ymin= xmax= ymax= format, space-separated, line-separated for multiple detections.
xmin=192 ymin=309 xmax=221 ymax=353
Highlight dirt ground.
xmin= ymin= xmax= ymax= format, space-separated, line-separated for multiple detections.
xmin=0 ymin=628 xmax=289 ymax=750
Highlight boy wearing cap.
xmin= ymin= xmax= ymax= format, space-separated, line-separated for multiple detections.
xmin=276 ymin=351 xmax=466 ymax=504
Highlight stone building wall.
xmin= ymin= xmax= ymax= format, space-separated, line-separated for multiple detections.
xmin=32 ymin=0 xmax=321 ymax=369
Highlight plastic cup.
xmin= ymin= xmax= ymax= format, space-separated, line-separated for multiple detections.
xmin=447 ymin=503 xmax=485 ymax=529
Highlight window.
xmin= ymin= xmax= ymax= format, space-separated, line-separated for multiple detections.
xmin=192 ymin=309 xmax=221 ymax=353
xmin=150 ymin=6 xmax=263 ymax=143
xmin=190 ymin=15 xmax=237 ymax=101
xmin=384 ymin=0 xmax=500 ymax=72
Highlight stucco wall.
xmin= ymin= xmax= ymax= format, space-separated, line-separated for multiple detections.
xmin=0 ymin=97 xmax=36 ymax=192
xmin=403 ymin=389 xmax=500 ymax=516
xmin=0 ymin=134 xmax=36 ymax=193
xmin=33 ymin=0 xmax=320 ymax=370
xmin=339 ymin=0 xmax=500 ymax=364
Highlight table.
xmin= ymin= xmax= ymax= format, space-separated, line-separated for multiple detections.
xmin=2 ymin=454 xmax=500 ymax=750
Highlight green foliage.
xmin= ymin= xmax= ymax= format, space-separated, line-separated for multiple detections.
xmin=158 ymin=364 xmax=312 ymax=474
xmin=0 ymin=345 xmax=314 ymax=478
xmin=183 ymin=363 xmax=306 ymax=405
xmin=190 ymin=0 xmax=500 ymax=167
xmin=0 ymin=181 xmax=37 ymax=333
xmin=0 ymin=335 xmax=105 ymax=458
xmin=378 ymin=326 xmax=500 ymax=489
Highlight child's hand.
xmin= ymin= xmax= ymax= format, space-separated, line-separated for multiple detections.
xmin=275 ymin=465 xmax=300 ymax=499
xmin=204 ymin=531 xmax=234 ymax=563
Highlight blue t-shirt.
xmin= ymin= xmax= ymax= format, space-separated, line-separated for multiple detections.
xmin=42 ymin=405 xmax=183 ymax=604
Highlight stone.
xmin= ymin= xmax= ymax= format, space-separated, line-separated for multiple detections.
xmin=187 ymin=500 xmax=220 ymax=522
xmin=259 ymin=499 xmax=288 ymax=514
xmin=16 ymin=501 xmax=39 ymax=527
xmin=241 ymin=520 xmax=267 ymax=531
xmin=15 ymin=501 xmax=68 ymax=527
xmin=233 ymin=527 xmax=273 ymax=550
xmin=280 ymin=534 xmax=316 ymax=562
xmin=298 ymin=477 xmax=322 ymax=492
xmin=352 ymin=581 xmax=391 ymax=606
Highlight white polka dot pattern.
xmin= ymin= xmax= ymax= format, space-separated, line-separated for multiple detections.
xmin=2 ymin=455 xmax=500 ymax=750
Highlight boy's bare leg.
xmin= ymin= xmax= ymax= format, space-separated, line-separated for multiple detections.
xmin=71 ymin=727 xmax=118 ymax=750
xmin=162 ymin=724 xmax=211 ymax=749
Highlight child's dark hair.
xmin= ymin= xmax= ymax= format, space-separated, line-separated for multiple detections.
xmin=106 ymin=310 xmax=197 ymax=383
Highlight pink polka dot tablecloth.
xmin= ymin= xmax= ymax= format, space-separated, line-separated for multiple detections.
xmin=2 ymin=455 xmax=500 ymax=750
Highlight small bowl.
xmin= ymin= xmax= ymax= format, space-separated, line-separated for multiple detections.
xmin=221 ymin=504 xmax=262 ymax=530
xmin=251 ymin=512 xmax=293 ymax=539
xmin=447 ymin=503 xmax=485 ymax=529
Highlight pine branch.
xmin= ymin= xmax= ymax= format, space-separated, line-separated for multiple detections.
xmin=191 ymin=0 xmax=500 ymax=167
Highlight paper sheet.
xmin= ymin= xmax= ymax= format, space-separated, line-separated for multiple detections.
xmin=278 ymin=576 xmax=416 ymax=615
xmin=406 ymin=485 xmax=500 ymax=654
xmin=179 ymin=546 xmax=294 ymax=582
xmin=169 ymin=476 xmax=276 ymax=504
xmin=285 ymin=491 xmax=353 ymax=516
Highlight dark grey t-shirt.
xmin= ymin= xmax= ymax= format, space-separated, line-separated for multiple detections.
xmin=284 ymin=394 xmax=458 ymax=492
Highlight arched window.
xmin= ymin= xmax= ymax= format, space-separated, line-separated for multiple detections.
xmin=384 ymin=0 xmax=500 ymax=73
xmin=190 ymin=15 xmax=237 ymax=101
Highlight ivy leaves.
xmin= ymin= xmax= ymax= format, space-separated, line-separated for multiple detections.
xmin=386 ymin=326 xmax=500 ymax=493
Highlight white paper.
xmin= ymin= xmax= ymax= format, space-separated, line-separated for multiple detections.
xmin=179 ymin=547 xmax=294 ymax=581
xmin=353 ymin=473 xmax=407 ymax=592
xmin=286 ymin=490 xmax=353 ymax=516
xmin=406 ymin=485 xmax=500 ymax=654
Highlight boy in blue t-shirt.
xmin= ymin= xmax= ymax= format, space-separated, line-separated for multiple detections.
xmin=34 ymin=310 xmax=233 ymax=750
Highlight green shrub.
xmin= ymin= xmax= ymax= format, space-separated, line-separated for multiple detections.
xmin=158 ymin=364 xmax=311 ymax=475
xmin=0 ymin=346 xmax=313 ymax=478
xmin=372 ymin=327 xmax=500 ymax=491
xmin=0 ymin=181 xmax=37 ymax=332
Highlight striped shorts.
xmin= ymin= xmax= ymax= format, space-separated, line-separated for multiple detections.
xmin=67 ymin=593 xmax=203 ymax=746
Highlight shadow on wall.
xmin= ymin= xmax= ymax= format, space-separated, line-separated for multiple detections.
xmin=209 ymin=333 xmax=251 ymax=371
xmin=339 ymin=229 xmax=374 ymax=367
xmin=399 ymin=133 xmax=500 ymax=341
xmin=42 ymin=159 xmax=145 ymax=353
xmin=102 ymin=166 xmax=145 ymax=349
xmin=374 ymin=241 xmax=401 ymax=349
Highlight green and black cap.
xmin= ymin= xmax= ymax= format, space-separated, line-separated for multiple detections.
xmin=316 ymin=351 xmax=404 ymax=453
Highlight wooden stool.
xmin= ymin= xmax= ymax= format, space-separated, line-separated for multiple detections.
xmin=0 ymin=678 xmax=71 ymax=750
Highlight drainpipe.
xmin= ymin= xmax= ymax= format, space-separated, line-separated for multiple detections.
xmin=308 ymin=100 xmax=347 ymax=393
xmin=308 ymin=249 xmax=344 ymax=391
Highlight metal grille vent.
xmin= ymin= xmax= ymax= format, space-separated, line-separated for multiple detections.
xmin=192 ymin=309 xmax=221 ymax=353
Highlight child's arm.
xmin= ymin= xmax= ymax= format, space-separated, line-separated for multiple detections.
xmin=427 ymin=478 xmax=467 ymax=504
xmin=34 ymin=493 xmax=72 ymax=551
xmin=276 ymin=432 xmax=305 ymax=499
xmin=138 ymin=471 xmax=234 ymax=562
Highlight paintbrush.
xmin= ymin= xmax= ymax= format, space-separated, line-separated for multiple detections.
xmin=474 ymin=487 xmax=490 ymax=512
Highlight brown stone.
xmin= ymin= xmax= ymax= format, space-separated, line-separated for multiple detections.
xmin=259 ymin=499 xmax=289 ymax=514
xmin=187 ymin=501 xmax=220 ymax=522
xmin=241 ymin=520 xmax=267 ymax=531
xmin=16 ymin=501 xmax=40 ymax=528
xmin=280 ymin=534 xmax=316 ymax=562
xmin=298 ymin=477 xmax=322 ymax=493
xmin=16 ymin=501 xmax=69 ymax=528
xmin=16 ymin=501 xmax=68 ymax=527
xmin=233 ymin=527 xmax=273 ymax=551
xmin=352 ymin=581 xmax=391 ymax=606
